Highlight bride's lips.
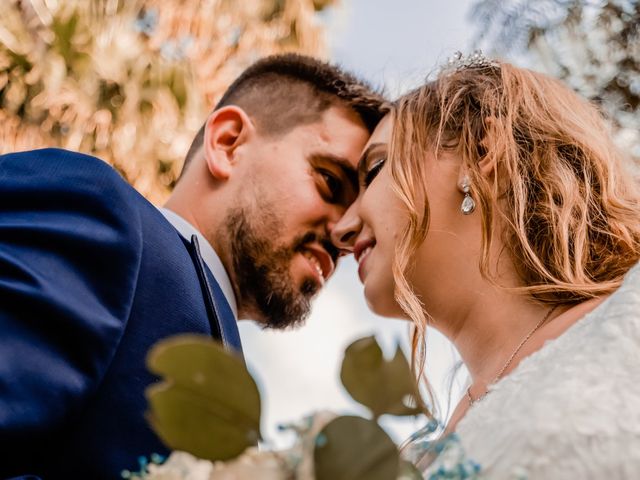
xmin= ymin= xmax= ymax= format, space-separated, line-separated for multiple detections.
xmin=300 ymin=244 xmax=335 ymax=286
xmin=353 ymin=238 xmax=376 ymax=282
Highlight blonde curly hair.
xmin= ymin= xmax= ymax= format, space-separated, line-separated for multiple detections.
xmin=388 ymin=61 xmax=640 ymax=381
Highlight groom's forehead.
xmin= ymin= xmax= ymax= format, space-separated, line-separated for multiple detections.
xmin=283 ymin=106 xmax=369 ymax=162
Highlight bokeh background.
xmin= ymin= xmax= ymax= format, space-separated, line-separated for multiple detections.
xmin=2 ymin=0 xmax=638 ymax=446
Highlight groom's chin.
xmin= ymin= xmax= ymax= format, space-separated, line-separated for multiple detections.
xmin=250 ymin=285 xmax=315 ymax=331
xmin=260 ymin=307 xmax=311 ymax=330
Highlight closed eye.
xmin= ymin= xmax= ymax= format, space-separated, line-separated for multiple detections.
xmin=364 ymin=158 xmax=386 ymax=187
xmin=318 ymin=169 xmax=344 ymax=204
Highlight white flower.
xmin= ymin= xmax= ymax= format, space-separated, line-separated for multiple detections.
xmin=146 ymin=449 xmax=292 ymax=480
xmin=209 ymin=448 xmax=291 ymax=480
xmin=145 ymin=412 xmax=338 ymax=480
xmin=146 ymin=451 xmax=213 ymax=480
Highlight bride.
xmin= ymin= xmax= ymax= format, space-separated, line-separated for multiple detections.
xmin=331 ymin=54 xmax=640 ymax=478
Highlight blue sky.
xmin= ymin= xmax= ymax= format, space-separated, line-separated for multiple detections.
xmin=239 ymin=0 xmax=477 ymax=448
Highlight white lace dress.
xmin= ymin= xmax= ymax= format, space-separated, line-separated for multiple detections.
xmin=423 ymin=262 xmax=640 ymax=479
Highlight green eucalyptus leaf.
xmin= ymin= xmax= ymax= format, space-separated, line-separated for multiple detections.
xmin=146 ymin=334 xmax=261 ymax=461
xmin=398 ymin=460 xmax=423 ymax=479
xmin=340 ymin=336 xmax=424 ymax=419
xmin=314 ymin=416 xmax=399 ymax=480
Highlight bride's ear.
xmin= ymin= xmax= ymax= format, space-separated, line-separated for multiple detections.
xmin=477 ymin=116 xmax=499 ymax=177
xmin=203 ymin=106 xmax=255 ymax=181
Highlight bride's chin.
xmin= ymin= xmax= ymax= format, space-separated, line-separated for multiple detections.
xmin=363 ymin=282 xmax=405 ymax=319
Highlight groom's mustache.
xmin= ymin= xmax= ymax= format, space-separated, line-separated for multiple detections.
xmin=294 ymin=231 xmax=340 ymax=266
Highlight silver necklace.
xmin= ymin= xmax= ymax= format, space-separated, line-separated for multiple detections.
xmin=466 ymin=306 xmax=557 ymax=406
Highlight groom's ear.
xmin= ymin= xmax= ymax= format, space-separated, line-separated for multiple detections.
xmin=203 ymin=106 xmax=255 ymax=181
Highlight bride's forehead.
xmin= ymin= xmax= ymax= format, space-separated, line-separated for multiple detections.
xmin=367 ymin=115 xmax=392 ymax=145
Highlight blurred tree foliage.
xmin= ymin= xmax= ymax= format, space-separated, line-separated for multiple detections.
xmin=0 ymin=0 xmax=337 ymax=202
xmin=470 ymin=0 xmax=640 ymax=160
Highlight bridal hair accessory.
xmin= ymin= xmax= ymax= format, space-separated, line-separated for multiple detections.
xmin=467 ymin=305 xmax=558 ymax=406
xmin=460 ymin=176 xmax=476 ymax=215
xmin=442 ymin=50 xmax=499 ymax=74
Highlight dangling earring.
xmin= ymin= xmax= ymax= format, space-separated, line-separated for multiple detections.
xmin=460 ymin=176 xmax=476 ymax=215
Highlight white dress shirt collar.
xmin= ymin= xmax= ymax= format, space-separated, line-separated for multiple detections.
xmin=159 ymin=208 xmax=238 ymax=320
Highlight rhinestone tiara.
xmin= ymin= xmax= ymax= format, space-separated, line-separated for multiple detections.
xmin=441 ymin=50 xmax=500 ymax=74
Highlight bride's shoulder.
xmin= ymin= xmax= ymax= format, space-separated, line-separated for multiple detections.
xmin=583 ymin=258 xmax=640 ymax=348
xmin=480 ymin=260 xmax=640 ymax=421
xmin=613 ymin=259 xmax=640 ymax=310
xmin=448 ymin=262 xmax=640 ymax=477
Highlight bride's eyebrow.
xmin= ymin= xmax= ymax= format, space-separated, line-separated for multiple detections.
xmin=357 ymin=143 xmax=386 ymax=180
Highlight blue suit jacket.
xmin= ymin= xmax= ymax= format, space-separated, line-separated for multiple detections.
xmin=0 ymin=149 xmax=243 ymax=478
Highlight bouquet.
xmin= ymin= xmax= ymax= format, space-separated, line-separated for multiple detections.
xmin=127 ymin=335 xmax=481 ymax=479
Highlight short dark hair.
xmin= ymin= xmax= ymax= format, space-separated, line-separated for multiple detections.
xmin=181 ymin=53 xmax=389 ymax=172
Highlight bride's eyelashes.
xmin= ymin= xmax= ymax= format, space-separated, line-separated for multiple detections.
xmin=364 ymin=158 xmax=386 ymax=187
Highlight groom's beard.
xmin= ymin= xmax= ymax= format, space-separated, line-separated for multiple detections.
xmin=224 ymin=208 xmax=323 ymax=329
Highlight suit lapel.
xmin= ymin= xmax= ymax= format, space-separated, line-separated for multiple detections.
xmin=185 ymin=235 xmax=244 ymax=356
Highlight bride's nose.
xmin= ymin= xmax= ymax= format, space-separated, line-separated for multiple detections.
xmin=330 ymin=201 xmax=362 ymax=253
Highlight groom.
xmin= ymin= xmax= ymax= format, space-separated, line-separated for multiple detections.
xmin=0 ymin=54 xmax=387 ymax=478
